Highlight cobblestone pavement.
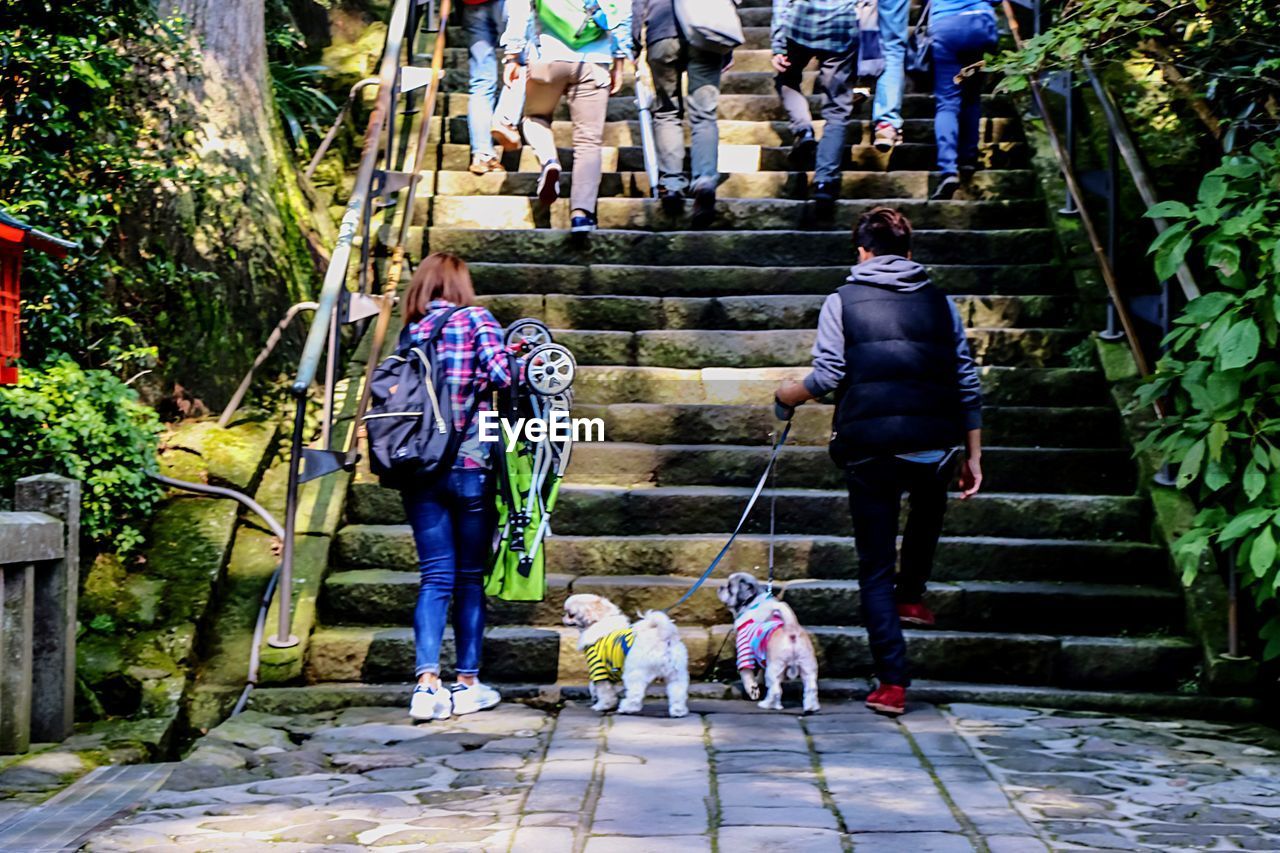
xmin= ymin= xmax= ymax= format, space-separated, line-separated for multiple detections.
xmin=75 ymin=699 xmax=1279 ymax=852
xmin=947 ymin=703 xmax=1280 ymax=851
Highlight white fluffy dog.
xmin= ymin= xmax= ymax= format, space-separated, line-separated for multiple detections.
xmin=717 ymin=572 xmax=820 ymax=713
xmin=562 ymin=593 xmax=690 ymax=718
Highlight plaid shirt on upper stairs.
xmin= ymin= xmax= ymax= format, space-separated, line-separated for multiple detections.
xmin=771 ymin=0 xmax=860 ymax=55
xmin=408 ymin=300 xmax=523 ymax=469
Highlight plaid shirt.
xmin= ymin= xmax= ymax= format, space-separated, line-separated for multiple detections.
xmin=409 ymin=301 xmax=522 ymax=469
xmin=772 ymin=0 xmax=859 ymax=55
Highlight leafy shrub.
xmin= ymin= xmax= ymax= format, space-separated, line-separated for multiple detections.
xmin=0 ymin=360 xmax=163 ymax=554
xmin=1135 ymin=141 xmax=1280 ymax=658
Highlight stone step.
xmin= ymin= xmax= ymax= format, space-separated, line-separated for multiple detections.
xmin=248 ymin=680 xmax=1259 ymax=720
xmin=436 ymin=116 xmax=1023 ymax=148
xmin=464 ymin=263 xmax=1067 ymax=297
xmin=561 ymin=445 xmax=1135 ymax=494
xmin=444 ymin=92 xmax=1015 ymax=123
xmin=479 ymin=292 xmax=1076 ymax=332
xmin=423 ymin=227 xmax=1055 ymax=267
xmin=305 ymin=625 xmax=560 ymax=684
xmin=429 ymin=197 xmax=1047 ymax=232
xmin=433 ymin=168 xmax=1038 ymax=201
xmin=429 ymin=141 xmax=1029 ymax=175
xmin=567 ymin=366 xmax=1108 ymax=407
xmin=553 ymin=487 xmax=1148 ymax=540
xmin=303 ymin=621 xmax=1195 ymax=691
xmin=563 ymin=404 xmax=1121 ymax=446
xmin=543 ymin=327 xmax=1084 ymax=368
xmin=322 ymin=570 xmax=1178 ymax=636
xmin=808 ymin=628 xmax=1195 ymax=690
xmin=334 ymin=529 xmax=1166 ymax=585
xmin=345 ymin=487 xmax=1147 ymax=540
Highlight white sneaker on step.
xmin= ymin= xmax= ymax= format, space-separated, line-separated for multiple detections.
xmin=450 ymin=681 xmax=501 ymax=715
xmin=410 ymin=684 xmax=452 ymax=721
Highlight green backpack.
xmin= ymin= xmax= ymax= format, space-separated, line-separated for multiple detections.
xmin=536 ymin=0 xmax=616 ymax=50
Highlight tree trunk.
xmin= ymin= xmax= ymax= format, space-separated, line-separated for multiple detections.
xmin=143 ymin=0 xmax=321 ymax=406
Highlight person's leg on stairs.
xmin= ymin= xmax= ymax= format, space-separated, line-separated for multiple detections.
xmin=812 ymin=47 xmax=856 ymax=212
xmin=647 ymin=37 xmax=690 ymax=199
xmin=897 ymin=458 xmax=953 ymax=622
xmin=566 ymin=61 xmax=611 ymax=228
xmin=776 ymin=40 xmax=817 ymax=157
xmin=872 ymin=0 xmax=910 ymax=149
xmin=845 ymin=457 xmax=911 ymax=689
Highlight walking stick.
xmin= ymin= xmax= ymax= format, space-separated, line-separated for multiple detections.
xmin=634 ymin=50 xmax=661 ymax=198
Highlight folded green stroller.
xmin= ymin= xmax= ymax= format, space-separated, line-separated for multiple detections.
xmin=485 ymin=319 xmax=577 ymax=602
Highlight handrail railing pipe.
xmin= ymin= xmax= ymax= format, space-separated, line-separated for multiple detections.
xmin=999 ymin=0 xmax=1153 ymax=378
xmin=273 ymin=0 xmax=432 ymax=649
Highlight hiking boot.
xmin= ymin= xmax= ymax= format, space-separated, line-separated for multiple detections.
xmin=450 ymin=681 xmax=501 ymax=715
xmin=409 ymin=683 xmax=452 ymax=721
xmin=691 ymin=185 xmax=717 ymax=229
xmin=789 ymin=128 xmax=817 ymax=167
xmin=866 ymin=684 xmax=906 ymax=716
xmin=491 ymin=122 xmax=521 ymax=152
xmin=873 ymin=121 xmax=902 ymax=153
xmin=897 ymin=602 xmax=936 ymax=627
xmin=537 ymin=161 xmax=562 ymax=208
xmin=931 ymin=173 xmax=961 ymax=201
xmin=812 ymin=181 xmax=838 ymax=222
xmin=469 ymin=154 xmax=506 ymax=176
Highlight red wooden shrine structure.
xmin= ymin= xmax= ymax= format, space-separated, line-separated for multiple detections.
xmin=0 ymin=212 xmax=76 ymax=384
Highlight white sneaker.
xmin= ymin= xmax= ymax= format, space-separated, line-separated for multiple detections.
xmin=450 ymin=681 xmax=501 ymax=715
xmin=410 ymin=684 xmax=452 ymax=721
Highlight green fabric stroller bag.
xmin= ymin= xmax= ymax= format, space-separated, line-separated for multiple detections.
xmin=536 ymin=0 xmax=617 ymax=50
xmin=486 ymin=434 xmax=548 ymax=602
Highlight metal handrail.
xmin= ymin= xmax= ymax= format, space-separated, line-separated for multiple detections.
xmin=266 ymin=0 xmax=449 ymax=649
xmin=291 ymin=0 xmax=417 ymax=399
xmin=1081 ymin=57 xmax=1201 ymax=304
xmin=1000 ymin=0 xmax=1154 ymax=378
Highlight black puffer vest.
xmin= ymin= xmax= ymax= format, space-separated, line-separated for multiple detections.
xmin=829 ymin=281 xmax=965 ymax=464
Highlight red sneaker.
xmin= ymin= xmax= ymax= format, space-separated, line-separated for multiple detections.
xmin=898 ymin=602 xmax=936 ymax=627
xmin=866 ymin=684 xmax=906 ymax=716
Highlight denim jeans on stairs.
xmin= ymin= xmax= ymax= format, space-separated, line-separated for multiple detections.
xmin=402 ymin=469 xmax=492 ymax=677
xmin=931 ymin=9 xmax=999 ymax=175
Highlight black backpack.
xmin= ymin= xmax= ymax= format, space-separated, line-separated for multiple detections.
xmin=364 ymin=307 xmax=475 ymax=488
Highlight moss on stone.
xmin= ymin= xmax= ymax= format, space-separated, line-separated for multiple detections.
xmin=258 ymin=534 xmax=332 ymax=684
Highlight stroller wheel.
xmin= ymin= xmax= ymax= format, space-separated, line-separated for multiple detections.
xmin=505 ymin=318 xmax=552 ymax=349
xmin=527 ymin=343 xmax=576 ymax=395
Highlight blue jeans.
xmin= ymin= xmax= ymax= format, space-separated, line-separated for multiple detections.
xmin=871 ymin=0 xmax=910 ymax=129
xmin=932 ymin=10 xmax=999 ymax=175
xmin=463 ymin=0 xmax=525 ymax=158
xmin=402 ymin=469 xmax=492 ymax=677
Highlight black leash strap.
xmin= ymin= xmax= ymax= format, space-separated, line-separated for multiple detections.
xmin=666 ymin=420 xmax=792 ymax=613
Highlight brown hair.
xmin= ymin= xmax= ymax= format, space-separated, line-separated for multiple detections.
xmin=402 ymin=252 xmax=477 ymax=322
xmin=854 ymin=207 xmax=913 ymax=257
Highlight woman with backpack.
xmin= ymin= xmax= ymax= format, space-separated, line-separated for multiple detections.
xmin=501 ymin=0 xmax=634 ymax=237
xmin=398 ymin=253 xmax=524 ymax=721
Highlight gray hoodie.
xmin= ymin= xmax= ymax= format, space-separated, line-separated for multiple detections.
xmin=802 ymin=255 xmax=984 ymax=433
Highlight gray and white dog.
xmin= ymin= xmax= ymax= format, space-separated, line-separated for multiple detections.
xmin=718 ymin=572 xmax=820 ymax=713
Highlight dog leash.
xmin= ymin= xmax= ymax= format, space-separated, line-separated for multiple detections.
xmin=666 ymin=420 xmax=791 ymax=613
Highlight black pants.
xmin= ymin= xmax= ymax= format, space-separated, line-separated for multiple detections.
xmin=844 ymin=455 xmax=953 ymax=687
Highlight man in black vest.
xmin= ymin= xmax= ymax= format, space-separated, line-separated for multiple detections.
xmin=775 ymin=207 xmax=983 ymax=717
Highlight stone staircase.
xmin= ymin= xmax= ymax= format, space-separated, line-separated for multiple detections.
xmin=301 ymin=1 xmax=1205 ymax=703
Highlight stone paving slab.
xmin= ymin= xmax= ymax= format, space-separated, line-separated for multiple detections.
xmin=48 ymin=697 xmax=1279 ymax=852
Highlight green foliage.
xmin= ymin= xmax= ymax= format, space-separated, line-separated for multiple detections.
xmin=271 ymin=60 xmax=339 ymax=155
xmin=0 ymin=0 xmax=208 ymax=373
xmin=0 ymin=361 xmax=163 ymax=555
xmin=1133 ymin=141 xmax=1280 ymax=659
xmin=993 ymin=0 xmax=1280 ymax=150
